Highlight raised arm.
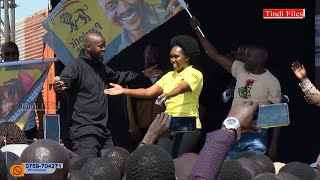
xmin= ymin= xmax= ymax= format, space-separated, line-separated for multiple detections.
xmin=291 ymin=60 xmax=320 ymax=106
xmin=188 ymin=101 xmax=259 ymax=180
xmin=190 ymin=17 xmax=234 ymax=73
xmin=104 ymin=83 xmax=163 ymax=98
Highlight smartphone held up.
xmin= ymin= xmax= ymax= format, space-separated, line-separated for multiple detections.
xmin=254 ymin=103 xmax=290 ymax=128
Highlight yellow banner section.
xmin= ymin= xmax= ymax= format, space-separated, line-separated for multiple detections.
xmin=48 ymin=0 xmax=121 ymax=58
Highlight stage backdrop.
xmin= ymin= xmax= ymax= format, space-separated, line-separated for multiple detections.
xmin=43 ymin=0 xmax=183 ymax=65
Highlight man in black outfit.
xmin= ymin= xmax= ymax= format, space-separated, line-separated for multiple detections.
xmin=53 ymin=32 xmax=160 ymax=158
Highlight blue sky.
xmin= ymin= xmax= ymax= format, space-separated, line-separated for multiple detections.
xmin=15 ymin=0 xmax=50 ymax=20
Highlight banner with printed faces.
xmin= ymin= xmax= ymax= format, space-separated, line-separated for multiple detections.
xmin=43 ymin=0 xmax=183 ymax=65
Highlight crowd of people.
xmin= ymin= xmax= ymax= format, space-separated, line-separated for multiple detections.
xmin=0 ymin=12 xmax=319 ymax=180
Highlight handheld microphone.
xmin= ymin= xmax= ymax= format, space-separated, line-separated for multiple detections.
xmin=54 ymin=76 xmax=60 ymax=82
xmin=54 ymin=76 xmax=66 ymax=97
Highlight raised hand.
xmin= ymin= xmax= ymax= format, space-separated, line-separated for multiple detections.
xmin=104 ymin=83 xmax=124 ymax=95
xmin=305 ymin=93 xmax=320 ymax=105
xmin=291 ymin=60 xmax=307 ymax=81
xmin=227 ymin=101 xmax=260 ymax=132
xmin=190 ymin=16 xmax=201 ymax=30
xmin=141 ymin=112 xmax=172 ymax=145
xmin=142 ymin=64 xmax=163 ymax=78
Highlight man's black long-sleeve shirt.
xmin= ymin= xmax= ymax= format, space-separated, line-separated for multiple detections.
xmin=60 ymin=52 xmax=141 ymax=140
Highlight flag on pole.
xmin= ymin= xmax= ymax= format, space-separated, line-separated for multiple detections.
xmin=43 ymin=0 xmax=183 ymax=65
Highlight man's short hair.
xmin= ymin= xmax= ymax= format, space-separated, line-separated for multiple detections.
xmin=279 ymin=161 xmax=317 ymax=180
xmin=252 ymin=173 xmax=279 ymax=180
xmin=81 ymin=157 xmax=120 ymax=180
xmin=233 ymin=151 xmax=256 ymax=160
xmin=69 ymin=156 xmax=91 ymax=170
xmin=104 ymin=146 xmax=130 ymax=177
xmin=125 ymin=144 xmax=175 ymax=180
xmin=237 ymin=158 xmax=263 ymax=178
xmin=250 ymin=154 xmax=275 ymax=173
xmin=1 ymin=41 xmax=19 ymax=53
xmin=144 ymin=43 xmax=160 ymax=55
xmin=276 ymin=172 xmax=299 ymax=180
xmin=68 ymin=170 xmax=94 ymax=180
xmin=19 ymin=139 xmax=70 ymax=179
xmin=219 ymin=160 xmax=254 ymax=180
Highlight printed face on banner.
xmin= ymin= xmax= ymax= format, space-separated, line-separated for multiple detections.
xmin=98 ymin=0 xmax=180 ymax=52
xmin=0 ymin=79 xmax=24 ymax=119
xmin=0 ymin=69 xmax=43 ymax=128
xmin=43 ymin=0 xmax=183 ymax=64
xmin=102 ymin=0 xmax=145 ymax=31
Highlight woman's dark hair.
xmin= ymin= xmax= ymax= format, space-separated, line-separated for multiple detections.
xmin=170 ymin=35 xmax=200 ymax=64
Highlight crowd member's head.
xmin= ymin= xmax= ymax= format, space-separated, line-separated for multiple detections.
xmin=83 ymin=32 xmax=106 ymax=62
xmin=250 ymin=154 xmax=275 ymax=173
xmin=174 ymin=153 xmax=198 ymax=179
xmin=0 ymin=122 xmax=27 ymax=148
xmin=0 ymin=78 xmax=25 ymax=119
xmin=235 ymin=44 xmax=249 ymax=63
xmin=0 ymin=150 xmax=7 ymax=180
xmin=104 ymin=146 xmax=130 ymax=178
xmin=81 ymin=157 xmax=120 ymax=180
xmin=1 ymin=41 xmax=19 ymax=61
xmin=144 ymin=43 xmax=160 ymax=68
xmin=279 ymin=161 xmax=317 ymax=180
xmin=233 ymin=151 xmax=256 ymax=160
xmin=170 ymin=35 xmax=200 ymax=73
xmin=69 ymin=156 xmax=91 ymax=170
xmin=277 ymin=172 xmax=299 ymax=180
xmin=237 ymin=158 xmax=263 ymax=178
xmin=19 ymin=139 xmax=70 ymax=180
xmin=68 ymin=170 xmax=94 ymax=180
xmin=252 ymin=173 xmax=279 ymax=180
xmin=219 ymin=160 xmax=254 ymax=180
xmin=244 ymin=45 xmax=268 ymax=73
xmin=125 ymin=144 xmax=175 ymax=180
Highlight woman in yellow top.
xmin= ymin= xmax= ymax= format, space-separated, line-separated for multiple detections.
xmin=104 ymin=35 xmax=203 ymax=158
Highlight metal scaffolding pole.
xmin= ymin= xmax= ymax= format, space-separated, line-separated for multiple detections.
xmin=3 ymin=0 xmax=9 ymax=42
xmin=9 ymin=0 xmax=15 ymax=42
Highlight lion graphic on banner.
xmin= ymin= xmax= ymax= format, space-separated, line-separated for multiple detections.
xmin=60 ymin=4 xmax=91 ymax=32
